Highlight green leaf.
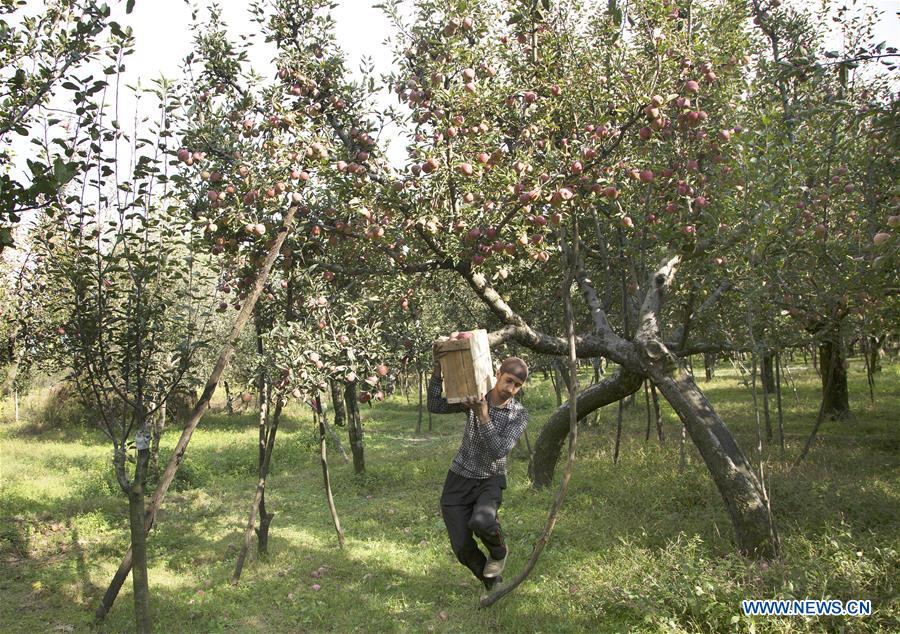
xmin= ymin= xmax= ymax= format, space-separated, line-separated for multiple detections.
xmin=53 ymin=158 xmax=78 ymax=185
xmin=126 ymin=0 xmax=135 ymax=14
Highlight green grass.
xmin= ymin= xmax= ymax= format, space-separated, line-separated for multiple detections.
xmin=1 ymin=359 xmax=898 ymax=633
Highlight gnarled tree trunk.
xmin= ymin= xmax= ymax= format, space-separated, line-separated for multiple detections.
xmin=648 ymin=365 xmax=779 ymax=558
xmin=529 ymin=368 xmax=644 ymax=487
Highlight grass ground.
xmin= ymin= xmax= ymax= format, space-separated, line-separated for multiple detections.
xmin=0 ymin=359 xmax=898 ymax=633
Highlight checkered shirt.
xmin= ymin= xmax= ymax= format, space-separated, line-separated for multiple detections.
xmin=427 ymin=374 xmax=529 ymax=478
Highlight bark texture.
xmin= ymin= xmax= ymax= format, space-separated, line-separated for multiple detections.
xmin=343 ymin=382 xmax=365 ymax=474
xmin=529 ymin=368 xmax=644 ymax=487
xmin=819 ymin=337 xmax=850 ymax=420
xmin=649 ymin=366 xmax=780 ymax=558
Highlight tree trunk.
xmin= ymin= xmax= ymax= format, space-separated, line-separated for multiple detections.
xmin=819 ymin=335 xmax=850 ymax=421
xmin=868 ymin=335 xmax=883 ymax=373
xmin=150 ymin=400 xmax=166 ymax=479
xmin=223 ymin=380 xmax=234 ymax=415
xmin=549 ymin=365 xmax=562 ymax=407
xmin=256 ymin=391 xmax=280 ymax=554
xmin=649 ymin=367 xmax=780 ymax=558
xmin=318 ymin=409 xmax=345 ymax=548
xmin=644 ymin=381 xmax=651 ymax=441
xmin=343 ymin=382 xmax=365 ymax=474
xmin=94 ymin=205 xmax=297 ymax=622
xmin=416 ymin=370 xmax=423 ymax=433
xmin=233 ymin=393 xmax=282 ymax=584
xmin=329 ymin=380 xmax=346 ymax=426
xmin=529 ymin=369 xmax=644 ymax=487
xmin=761 ymin=351 xmax=776 ymax=395
xmin=613 ymin=400 xmax=624 ymax=464
xmin=762 ymin=360 xmax=772 ymax=443
xmin=750 ymin=350 xmax=763 ymax=459
xmin=650 ymin=382 xmax=664 ymax=443
xmin=703 ymin=352 xmax=715 ymax=382
xmin=775 ymin=351 xmax=785 ymax=460
xmin=128 ymin=450 xmax=152 ymax=633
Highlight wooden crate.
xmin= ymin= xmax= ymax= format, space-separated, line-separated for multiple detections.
xmin=435 ymin=329 xmax=494 ymax=403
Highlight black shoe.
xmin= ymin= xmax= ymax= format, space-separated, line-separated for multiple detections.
xmin=482 ymin=574 xmax=502 ymax=591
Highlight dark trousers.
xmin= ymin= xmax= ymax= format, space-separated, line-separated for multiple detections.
xmin=440 ymin=470 xmax=507 ymax=581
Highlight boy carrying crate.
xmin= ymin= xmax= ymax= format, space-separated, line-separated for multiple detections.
xmin=429 ymin=332 xmax=529 ymax=592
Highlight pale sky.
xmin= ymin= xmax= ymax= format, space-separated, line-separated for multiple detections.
xmin=7 ymin=0 xmax=900 ymax=178
xmin=122 ymin=0 xmax=898 ymax=87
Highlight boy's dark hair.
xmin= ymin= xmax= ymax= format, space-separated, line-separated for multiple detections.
xmin=499 ymin=357 xmax=529 ymax=382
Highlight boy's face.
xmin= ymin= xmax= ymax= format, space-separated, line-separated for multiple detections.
xmin=493 ymin=370 xmax=525 ymax=402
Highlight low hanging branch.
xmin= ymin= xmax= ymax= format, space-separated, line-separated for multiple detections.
xmin=94 ymin=204 xmax=298 ymax=622
xmin=480 ymin=222 xmax=582 ymax=608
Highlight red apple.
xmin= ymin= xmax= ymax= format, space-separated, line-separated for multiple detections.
xmin=550 ymin=187 xmax=575 ymax=206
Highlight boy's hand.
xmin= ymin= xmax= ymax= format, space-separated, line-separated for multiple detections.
xmin=462 ymin=395 xmax=490 ymax=424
